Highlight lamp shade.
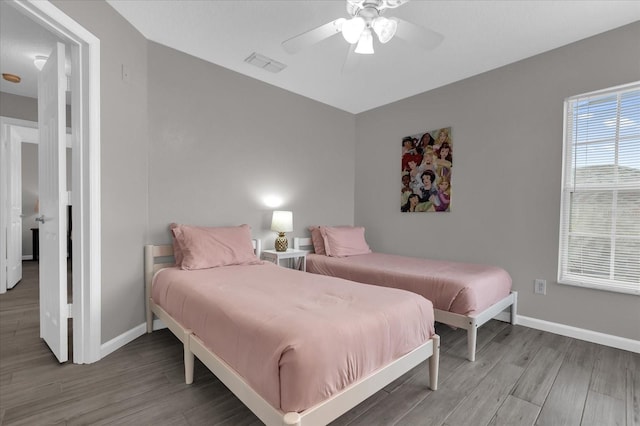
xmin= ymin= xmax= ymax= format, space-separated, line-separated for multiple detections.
xmin=342 ymin=16 xmax=366 ymax=44
xmin=355 ymin=28 xmax=374 ymax=54
xmin=271 ymin=210 xmax=293 ymax=233
xmin=372 ymin=17 xmax=397 ymax=44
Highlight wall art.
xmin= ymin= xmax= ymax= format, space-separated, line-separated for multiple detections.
xmin=401 ymin=127 xmax=452 ymax=212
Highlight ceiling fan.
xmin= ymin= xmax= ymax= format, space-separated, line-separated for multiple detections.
xmin=282 ymin=0 xmax=443 ymax=56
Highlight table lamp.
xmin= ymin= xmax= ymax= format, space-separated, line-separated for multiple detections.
xmin=271 ymin=210 xmax=293 ymax=252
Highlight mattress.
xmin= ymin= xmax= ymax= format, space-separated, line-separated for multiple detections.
xmin=152 ymin=262 xmax=434 ymax=413
xmin=306 ymin=252 xmax=512 ymax=316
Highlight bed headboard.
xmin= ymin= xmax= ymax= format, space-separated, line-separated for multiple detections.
xmin=293 ymin=237 xmax=314 ymax=253
xmin=144 ymin=239 xmax=262 ymax=332
xmin=144 ymin=238 xmax=262 ymax=273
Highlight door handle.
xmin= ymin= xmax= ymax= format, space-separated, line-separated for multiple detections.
xmin=35 ymin=215 xmax=46 ymax=223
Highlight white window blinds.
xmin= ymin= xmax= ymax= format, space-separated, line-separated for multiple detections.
xmin=558 ymin=82 xmax=640 ymax=295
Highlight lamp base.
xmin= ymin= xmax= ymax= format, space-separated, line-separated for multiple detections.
xmin=275 ymin=233 xmax=288 ymax=252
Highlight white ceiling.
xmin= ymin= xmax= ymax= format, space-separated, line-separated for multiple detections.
xmin=0 ymin=1 xmax=64 ymax=99
xmin=106 ymin=0 xmax=640 ymax=114
xmin=2 ymin=1 xmax=638 ymax=114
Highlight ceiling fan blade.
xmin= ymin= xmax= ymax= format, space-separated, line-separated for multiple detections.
xmin=393 ymin=18 xmax=443 ymax=51
xmin=342 ymin=43 xmax=359 ymax=74
xmin=282 ymin=18 xmax=346 ymax=54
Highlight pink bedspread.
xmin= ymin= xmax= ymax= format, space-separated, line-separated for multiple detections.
xmin=306 ymin=253 xmax=512 ymax=316
xmin=152 ymin=263 xmax=434 ymax=413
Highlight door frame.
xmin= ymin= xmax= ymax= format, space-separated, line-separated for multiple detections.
xmin=6 ymin=0 xmax=102 ymax=364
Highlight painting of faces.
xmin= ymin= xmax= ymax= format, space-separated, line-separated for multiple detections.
xmin=401 ymin=127 xmax=452 ymax=212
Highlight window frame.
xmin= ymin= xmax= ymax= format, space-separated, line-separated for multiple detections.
xmin=558 ymin=81 xmax=640 ymax=296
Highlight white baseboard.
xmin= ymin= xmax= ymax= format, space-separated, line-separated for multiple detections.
xmin=100 ymin=319 xmax=167 ymax=359
xmin=22 ymin=255 xmax=33 ymax=261
xmin=102 ymin=314 xmax=638 ymax=361
xmin=517 ymin=315 xmax=639 ymax=354
xmin=100 ymin=323 xmax=146 ymax=359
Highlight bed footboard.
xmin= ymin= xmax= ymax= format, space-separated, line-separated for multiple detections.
xmin=188 ymin=332 xmax=439 ymax=426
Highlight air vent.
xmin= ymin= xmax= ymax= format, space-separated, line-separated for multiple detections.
xmin=244 ymin=52 xmax=286 ymax=73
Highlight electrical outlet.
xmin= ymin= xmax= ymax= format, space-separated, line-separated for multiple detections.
xmin=534 ymin=279 xmax=547 ymax=295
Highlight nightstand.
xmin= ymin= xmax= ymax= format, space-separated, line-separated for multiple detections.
xmin=262 ymin=249 xmax=307 ymax=272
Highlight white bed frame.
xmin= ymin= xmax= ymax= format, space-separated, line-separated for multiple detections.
xmin=294 ymin=237 xmax=517 ymax=362
xmin=144 ymin=241 xmax=440 ymax=426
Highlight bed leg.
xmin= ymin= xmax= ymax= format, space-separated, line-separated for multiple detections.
xmin=184 ymin=343 xmax=194 ymax=385
xmin=429 ymin=334 xmax=440 ymax=391
xmin=146 ymin=299 xmax=153 ymax=334
xmin=144 ymin=245 xmax=154 ymax=334
xmin=283 ymin=412 xmax=301 ymax=425
xmin=467 ymin=320 xmax=478 ymax=362
xmin=510 ymin=291 xmax=518 ymax=325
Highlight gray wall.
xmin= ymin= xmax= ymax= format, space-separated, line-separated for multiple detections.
xmin=147 ymin=42 xmax=356 ymax=247
xmin=54 ymin=0 xmax=149 ymax=343
xmin=354 ymin=22 xmax=640 ymax=341
xmin=0 ymin=92 xmax=38 ymax=121
xmin=0 ymin=92 xmax=71 ymax=127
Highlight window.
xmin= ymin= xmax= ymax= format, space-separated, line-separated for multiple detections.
xmin=559 ymin=82 xmax=640 ymax=295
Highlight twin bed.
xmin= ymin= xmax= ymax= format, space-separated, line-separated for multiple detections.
xmin=294 ymin=226 xmax=517 ymax=362
xmin=144 ymin=224 xmax=440 ymax=426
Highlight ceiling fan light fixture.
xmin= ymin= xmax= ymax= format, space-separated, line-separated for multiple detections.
xmin=341 ymin=16 xmax=366 ymax=44
xmin=34 ymin=55 xmax=48 ymax=71
xmin=372 ymin=17 xmax=397 ymax=43
xmin=354 ymin=28 xmax=374 ymax=54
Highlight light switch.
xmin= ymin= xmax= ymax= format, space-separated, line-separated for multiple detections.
xmin=122 ymin=64 xmax=130 ymax=83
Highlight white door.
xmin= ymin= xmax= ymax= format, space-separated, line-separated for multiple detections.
xmin=7 ymin=127 xmax=22 ymax=289
xmin=0 ymin=124 xmax=8 ymax=293
xmin=38 ymin=42 xmax=68 ymax=363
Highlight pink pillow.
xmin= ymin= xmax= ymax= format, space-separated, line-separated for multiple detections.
xmin=169 ymin=223 xmax=184 ymax=267
xmin=174 ymin=224 xmax=260 ymax=270
xmin=308 ymin=226 xmax=326 ymax=255
xmin=320 ymin=226 xmax=371 ymax=257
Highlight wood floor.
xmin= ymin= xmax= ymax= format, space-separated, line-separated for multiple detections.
xmin=1 ymin=261 xmax=638 ymax=425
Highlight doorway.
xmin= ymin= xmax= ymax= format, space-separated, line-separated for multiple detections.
xmin=0 ymin=0 xmax=101 ymax=364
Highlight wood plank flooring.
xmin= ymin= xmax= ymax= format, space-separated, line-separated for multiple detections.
xmin=1 ymin=261 xmax=637 ymax=425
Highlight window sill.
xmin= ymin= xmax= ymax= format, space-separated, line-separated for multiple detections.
xmin=558 ymin=278 xmax=640 ymax=296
